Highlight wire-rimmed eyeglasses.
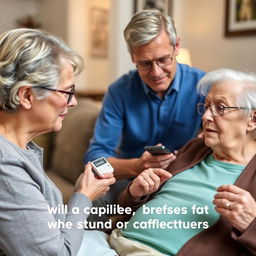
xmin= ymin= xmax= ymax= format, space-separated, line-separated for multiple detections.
xmin=37 ymin=84 xmax=75 ymax=104
xmin=197 ymin=103 xmax=247 ymax=117
xmin=135 ymin=47 xmax=175 ymax=71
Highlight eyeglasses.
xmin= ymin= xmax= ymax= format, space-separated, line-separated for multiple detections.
xmin=135 ymin=47 xmax=175 ymax=71
xmin=197 ymin=103 xmax=247 ymax=117
xmin=36 ymin=84 xmax=75 ymax=104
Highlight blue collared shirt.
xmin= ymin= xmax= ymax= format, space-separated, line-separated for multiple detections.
xmin=84 ymin=63 xmax=205 ymax=162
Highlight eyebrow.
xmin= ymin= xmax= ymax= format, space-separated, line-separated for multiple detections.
xmin=205 ymin=97 xmax=233 ymax=106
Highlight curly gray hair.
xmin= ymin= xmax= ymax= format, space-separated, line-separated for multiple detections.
xmin=0 ymin=28 xmax=83 ymax=112
xmin=124 ymin=9 xmax=177 ymax=54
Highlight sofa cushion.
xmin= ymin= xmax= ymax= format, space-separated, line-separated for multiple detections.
xmin=50 ymin=98 xmax=101 ymax=185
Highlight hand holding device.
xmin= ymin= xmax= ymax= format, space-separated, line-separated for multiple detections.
xmin=75 ymin=162 xmax=115 ymax=201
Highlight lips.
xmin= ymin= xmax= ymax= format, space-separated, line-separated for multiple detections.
xmin=59 ymin=113 xmax=67 ymax=119
xmin=205 ymin=127 xmax=218 ymax=133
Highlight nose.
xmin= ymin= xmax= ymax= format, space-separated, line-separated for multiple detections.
xmin=202 ymin=107 xmax=214 ymax=122
xmin=149 ymin=61 xmax=163 ymax=76
xmin=68 ymin=95 xmax=77 ymax=107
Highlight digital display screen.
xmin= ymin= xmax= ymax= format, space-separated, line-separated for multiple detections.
xmin=94 ymin=158 xmax=107 ymax=167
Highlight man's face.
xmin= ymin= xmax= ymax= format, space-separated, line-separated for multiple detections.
xmin=132 ymin=30 xmax=180 ymax=98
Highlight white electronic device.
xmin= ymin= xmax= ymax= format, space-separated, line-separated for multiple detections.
xmin=91 ymin=157 xmax=114 ymax=177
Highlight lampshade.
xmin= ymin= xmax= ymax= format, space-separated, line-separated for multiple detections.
xmin=176 ymin=48 xmax=192 ymax=66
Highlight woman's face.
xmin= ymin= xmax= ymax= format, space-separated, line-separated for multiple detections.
xmin=32 ymin=61 xmax=77 ymax=133
xmin=202 ymin=81 xmax=251 ymax=153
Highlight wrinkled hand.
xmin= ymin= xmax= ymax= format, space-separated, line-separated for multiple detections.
xmin=129 ymin=168 xmax=172 ymax=198
xmin=213 ymin=184 xmax=256 ymax=232
xmin=74 ymin=163 xmax=116 ymax=201
xmin=140 ymin=150 xmax=177 ymax=171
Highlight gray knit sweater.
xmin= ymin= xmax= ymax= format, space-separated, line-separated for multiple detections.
xmin=0 ymin=136 xmax=92 ymax=256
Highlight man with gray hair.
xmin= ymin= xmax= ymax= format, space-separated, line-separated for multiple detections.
xmin=84 ymin=9 xmax=205 ymax=221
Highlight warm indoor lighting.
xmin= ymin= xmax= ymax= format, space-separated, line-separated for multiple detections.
xmin=176 ymin=48 xmax=192 ymax=66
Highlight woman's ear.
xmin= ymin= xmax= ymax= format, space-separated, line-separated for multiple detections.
xmin=247 ymin=110 xmax=256 ymax=132
xmin=18 ymin=86 xmax=34 ymax=110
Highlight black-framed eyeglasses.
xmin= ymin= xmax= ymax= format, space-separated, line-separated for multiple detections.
xmin=36 ymin=84 xmax=75 ymax=104
xmin=197 ymin=103 xmax=247 ymax=117
xmin=135 ymin=47 xmax=175 ymax=71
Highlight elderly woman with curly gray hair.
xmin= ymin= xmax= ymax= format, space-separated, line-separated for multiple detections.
xmin=109 ymin=68 xmax=256 ymax=256
xmin=0 ymin=28 xmax=116 ymax=256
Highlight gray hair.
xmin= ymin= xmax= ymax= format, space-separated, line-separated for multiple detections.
xmin=197 ymin=68 xmax=256 ymax=116
xmin=0 ymin=28 xmax=83 ymax=112
xmin=124 ymin=9 xmax=177 ymax=54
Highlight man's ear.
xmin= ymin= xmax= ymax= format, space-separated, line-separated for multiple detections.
xmin=174 ymin=37 xmax=181 ymax=57
xmin=131 ymin=53 xmax=135 ymax=64
xmin=18 ymin=86 xmax=34 ymax=110
xmin=247 ymin=110 xmax=256 ymax=132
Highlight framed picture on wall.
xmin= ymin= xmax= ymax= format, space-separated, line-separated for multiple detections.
xmin=225 ymin=0 xmax=256 ymax=36
xmin=134 ymin=0 xmax=173 ymax=16
xmin=90 ymin=8 xmax=109 ymax=57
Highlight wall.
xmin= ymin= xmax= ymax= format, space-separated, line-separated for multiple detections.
xmin=109 ymin=0 xmax=134 ymax=82
xmin=0 ymin=0 xmax=110 ymax=93
xmin=0 ymin=0 xmax=39 ymax=34
xmin=66 ymin=0 xmax=88 ymax=91
xmin=173 ymin=0 xmax=256 ymax=72
xmin=45 ymin=0 xmax=111 ymax=93
xmin=85 ymin=0 xmax=110 ymax=93
xmin=38 ymin=0 xmax=68 ymax=41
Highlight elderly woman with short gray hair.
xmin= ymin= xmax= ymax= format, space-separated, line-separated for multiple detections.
xmin=109 ymin=68 xmax=256 ymax=256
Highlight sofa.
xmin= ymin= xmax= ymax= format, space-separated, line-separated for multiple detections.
xmin=35 ymin=97 xmax=102 ymax=203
